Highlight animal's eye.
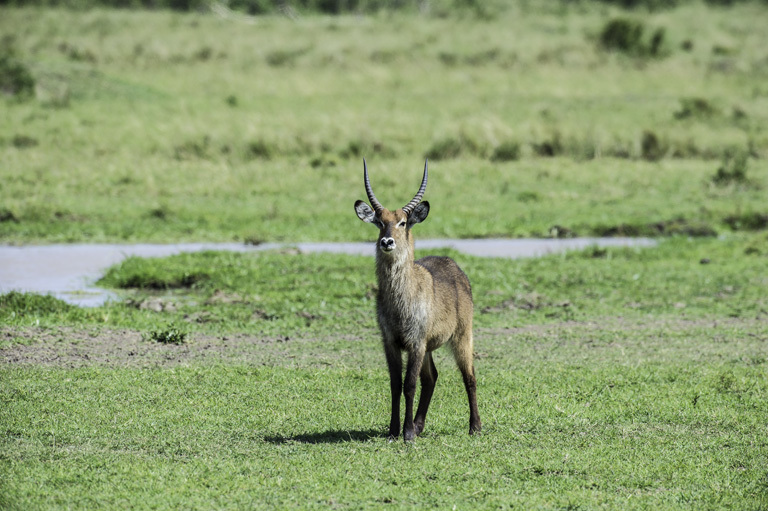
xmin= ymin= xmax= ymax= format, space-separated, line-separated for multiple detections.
xmin=398 ymin=221 xmax=407 ymax=228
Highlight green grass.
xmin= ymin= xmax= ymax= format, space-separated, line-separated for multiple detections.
xmin=2 ymin=235 xmax=768 ymax=508
xmin=2 ymin=318 xmax=768 ymax=508
xmin=1 ymin=3 xmax=768 ymax=242
xmin=3 ymin=2 xmax=768 ymax=508
xmin=1 ymin=362 xmax=766 ymax=509
xmin=1 ymin=234 xmax=766 ymax=335
xmin=145 ymin=323 xmax=188 ymax=344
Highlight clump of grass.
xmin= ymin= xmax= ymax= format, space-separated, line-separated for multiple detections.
xmin=743 ymin=233 xmax=768 ymax=255
xmin=309 ymin=153 xmax=338 ymax=168
xmin=731 ymin=105 xmax=748 ymax=124
xmin=0 ymin=291 xmax=73 ymax=319
xmin=340 ymin=138 xmax=393 ymax=159
xmin=711 ymin=150 xmax=749 ymax=185
xmin=640 ymin=130 xmax=666 ymax=161
xmin=598 ymin=18 xmax=666 ymax=58
xmin=0 ymin=47 xmax=35 ymax=100
xmin=147 ymin=203 xmax=172 ymax=221
xmin=11 ymin=135 xmax=39 ymax=149
xmin=100 ymin=256 xmax=210 ymax=290
xmin=532 ymin=132 xmax=564 ymax=157
xmin=723 ymin=211 xmax=768 ymax=231
xmin=438 ymin=52 xmax=459 ymax=66
xmin=58 ymin=42 xmax=98 ymax=63
xmin=424 ymin=136 xmax=464 ymax=160
xmin=713 ymin=369 xmax=738 ymax=394
xmin=646 ymin=25 xmax=666 ymax=57
xmin=369 ymin=49 xmax=400 ymax=64
xmin=131 ymin=271 xmax=207 ymax=289
xmin=594 ymin=219 xmax=717 ymax=237
xmin=145 ymin=323 xmax=187 ymax=345
xmin=265 ymin=47 xmax=309 ymax=67
xmin=0 ymin=207 xmax=19 ymax=223
xmin=674 ymin=97 xmax=720 ymax=120
xmin=711 ymin=44 xmax=736 ymax=56
xmin=595 ymin=0 xmax=681 ymax=10
xmin=548 ymin=225 xmax=577 ymax=238
xmin=245 ymin=139 xmax=274 ymax=160
xmin=656 ymin=219 xmax=718 ymax=237
xmin=600 ymin=18 xmax=643 ymax=53
xmin=192 ymin=46 xmax=215 ymax=62
xmin=490 ymin=140 xmax=521 ymax=162
xmin=464 ymin=48 xmax=502 ymax=66
xmin=517 ymin=191 xmax=541 ymax=202
xmin=424 ymin=131 xmax=490 ymax=160
xmin=174 ymin=136 xmax=212 ymax=160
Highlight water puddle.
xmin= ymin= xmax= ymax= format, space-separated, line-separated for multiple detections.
xmin=0 ymin=238 xmax=656 ymax=307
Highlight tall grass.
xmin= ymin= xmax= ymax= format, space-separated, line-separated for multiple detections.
xmin=1 ymin=3 xmax=767 ymax=243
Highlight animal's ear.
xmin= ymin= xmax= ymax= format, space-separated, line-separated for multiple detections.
xmin=407 ymin=201 xmax=429 ymax=227
xmin=354 ymin=200 xmax=376 ymax=223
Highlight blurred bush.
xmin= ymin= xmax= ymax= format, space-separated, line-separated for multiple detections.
xmin=0 ymin=0 xmax=500 ymax=13
xmin=598 ymin=17 xmax=666 ymax=58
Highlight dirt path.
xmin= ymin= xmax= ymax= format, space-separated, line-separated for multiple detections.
xmin=3 ymin=316 xmax=766 ymax=369
xmin=1 ymin=327 xmax=325 ymax=369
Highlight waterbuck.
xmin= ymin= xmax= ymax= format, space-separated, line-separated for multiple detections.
xmin=354 ymin=160 xmax=481 ymax=441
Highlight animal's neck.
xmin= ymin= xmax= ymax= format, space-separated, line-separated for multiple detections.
xmin=375 ymin=243 xmax=416 ymax=300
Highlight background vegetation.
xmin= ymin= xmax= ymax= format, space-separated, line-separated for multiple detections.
xmin=1 ymin=0 xmax=767 ymax=14
xmin=1 ymin=1 xmax=768 ymax=242
xmin=1 ymin=1 xmax=768 ymax=509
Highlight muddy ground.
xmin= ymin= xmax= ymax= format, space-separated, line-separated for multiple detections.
xmin=2 ymin=317 xmax=766 ymax=370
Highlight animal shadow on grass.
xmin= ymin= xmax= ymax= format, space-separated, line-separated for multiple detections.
xmin=265 ymin=428 xmax=383 ymax=444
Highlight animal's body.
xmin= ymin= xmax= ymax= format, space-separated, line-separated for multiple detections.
xmin=354 ymin=160 xmax=481 ymax=441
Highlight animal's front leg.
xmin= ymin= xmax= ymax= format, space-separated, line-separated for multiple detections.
xmin=402 ymin=348 xmax=425 ymax=442
xmin=384 ymin=343 xmax=403 ymax=441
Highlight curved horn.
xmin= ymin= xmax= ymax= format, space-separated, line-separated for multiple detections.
xmin=402 ymin=160 xmax=428 ymax=216
xmin=363 ymin=159 xmax=384 ymax=213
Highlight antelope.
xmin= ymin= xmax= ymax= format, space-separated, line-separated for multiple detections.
xmin=354 ymin=159 xmax=481 ymax=441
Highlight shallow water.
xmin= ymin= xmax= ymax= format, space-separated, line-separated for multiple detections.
xmin=0 ymin=238 xmax=656 ymax=307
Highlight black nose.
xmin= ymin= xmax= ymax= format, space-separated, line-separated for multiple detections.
xmin=380 ymin=237 xmax=395 ymax=250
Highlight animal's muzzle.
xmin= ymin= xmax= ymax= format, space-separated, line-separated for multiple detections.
xmin=380 ymin=237 xmax=395 ymax=252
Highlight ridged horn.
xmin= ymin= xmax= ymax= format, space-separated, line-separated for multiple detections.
xmin=402 ymin=160 xmax=428 ymax=216
xmin=363 ymin=159 xmax=384 ymax=213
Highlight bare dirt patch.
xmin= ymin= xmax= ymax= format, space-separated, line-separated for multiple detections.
xmin=475 ymin=317 xmax=768 ymax=367
xmin=2 ymin=317 xmax=766 ymax=370
xmin=0 ymin=327 xmax=370 ymax=369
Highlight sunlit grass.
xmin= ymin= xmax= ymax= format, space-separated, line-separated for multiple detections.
xmin=1 ymin=4 xmax=767 ymax=242
xmin=2 ymin=3 xmax=768 ymax=508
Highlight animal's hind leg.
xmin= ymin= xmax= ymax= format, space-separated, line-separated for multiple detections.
xmin=413 ymin=352 xmax=437 ymax=436
xmin=453 ymin=330 xmax=481 ymax=435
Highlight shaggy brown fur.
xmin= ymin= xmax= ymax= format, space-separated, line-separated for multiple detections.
xmin=354 ymin=161 xmax=481 ymax=441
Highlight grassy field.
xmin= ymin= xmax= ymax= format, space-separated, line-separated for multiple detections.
xmin=1 ymin=2 xmax=768 ymax=242
xmin=2 ymin=1 xmax=768 ymax=509
xmin=2 ymin=236 xmax=768 ymax=509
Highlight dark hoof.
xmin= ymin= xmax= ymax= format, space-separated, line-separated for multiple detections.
xmin=469 ymin=423 xmax=482 ymax=435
